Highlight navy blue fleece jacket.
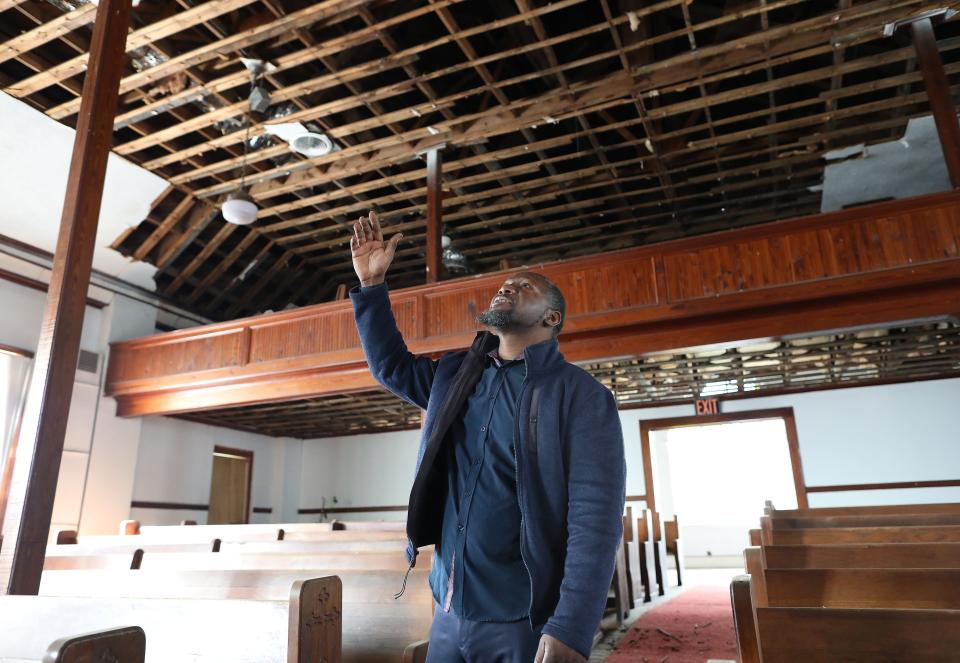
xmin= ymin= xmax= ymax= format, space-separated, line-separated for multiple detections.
xmin=351 ymin=282 xmax=626 ymax=657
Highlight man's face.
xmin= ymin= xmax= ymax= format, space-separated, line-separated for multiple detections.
xmin=476 ymin=273 xmax=554 ymax=333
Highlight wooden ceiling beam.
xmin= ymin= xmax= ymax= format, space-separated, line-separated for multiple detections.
xmin=183 ymin=228 xmax=260 ymax=306
xmin=191 ymin=9 xmax=938 ymax=207
xmin=131 ymin=192 xmax=194 ymax=261
xmin=202 ymin=240 xmax=276 ymax=315
xmin=5 ymin=0 xmax=260 ymax=99
xmin=306 ymin=175 xmax=826 ymax=273
xmin=59 ymin=0 xmax=465 ymax=124
xmin=127 ymin=0 xmax=854 ymax=194
xmin=163 ymin=223 xmax=237 ymax=298
xmin=0 ymin=3 xmax=96 ymax=66
xmin=223 ymin=249 xmax=293 ymax=319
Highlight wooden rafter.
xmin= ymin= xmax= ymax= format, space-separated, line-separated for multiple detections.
xmin=2 ymin=0 xmax=957 ymax=323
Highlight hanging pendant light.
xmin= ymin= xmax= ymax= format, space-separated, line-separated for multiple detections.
xmin=222 ymin=191 xmax=258 ymax=225
xmin=222 ymin=71 xmax=260 ymax=225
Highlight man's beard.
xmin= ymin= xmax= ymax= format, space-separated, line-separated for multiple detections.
xmin=476 ymin=307 xmax=520 ymax=332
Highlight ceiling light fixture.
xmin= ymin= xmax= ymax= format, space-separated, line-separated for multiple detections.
xmin=222 ymin=67 xmax=262 ymax=226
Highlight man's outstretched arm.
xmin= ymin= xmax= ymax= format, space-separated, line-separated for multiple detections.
xmin=350 ymin=211 xmax=436 ymax=410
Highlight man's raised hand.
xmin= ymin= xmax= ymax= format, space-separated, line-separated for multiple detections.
xmin=351 ymin=211 xmax=402 ymax=287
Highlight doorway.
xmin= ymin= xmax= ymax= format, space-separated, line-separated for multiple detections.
xmin=208 ymin=446 xmax=253 ymax=524
xmin=640 ymin=408 xmax=807 ymax=583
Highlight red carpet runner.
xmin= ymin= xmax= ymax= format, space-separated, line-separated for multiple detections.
xmin=605 ymin=585 xmax=738 ymax=663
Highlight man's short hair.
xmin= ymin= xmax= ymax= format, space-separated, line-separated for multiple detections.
xmin=524 ymin=272 xmax=566 ymax=337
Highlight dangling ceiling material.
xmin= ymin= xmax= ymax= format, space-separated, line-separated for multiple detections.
xmin=1 ymin=1 xmax=957 ymax=321
xmin=180 ymin=320 xmax=960 ymax=439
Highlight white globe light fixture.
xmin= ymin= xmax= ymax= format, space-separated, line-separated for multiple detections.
xmin=222 ymin=106 xmax=258 ymax=225
xmin=222 ymin=191 xmax=258 ymax=225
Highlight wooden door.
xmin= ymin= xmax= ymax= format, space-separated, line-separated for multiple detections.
xmin=207 ymin=447 xmax=252 ymax=524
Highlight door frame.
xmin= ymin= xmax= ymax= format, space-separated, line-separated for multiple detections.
xmin=210 ymin=445 xmax=254 ymax=524
xmin=639 ymin=407 xmax=809 ymax=538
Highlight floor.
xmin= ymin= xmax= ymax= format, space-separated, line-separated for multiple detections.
xmin=590 ymin=568 xmax=741 ymax=663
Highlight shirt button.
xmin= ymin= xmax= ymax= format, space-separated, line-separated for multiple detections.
xmin=457 ymin=525 xmax=464 ymax=532
xmin=480 ymin=426 xmax=486 ymax=432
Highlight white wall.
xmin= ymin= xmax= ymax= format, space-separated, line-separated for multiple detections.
xmin=295 ymin=378 xmax=960 ymax=535
xmin=299 ymin=429 xmax=420 ymax=522
xmin=0 ymin=258 xmax=300 ymax=537
xmin=131 ymin=416 xmax=301 ymax=526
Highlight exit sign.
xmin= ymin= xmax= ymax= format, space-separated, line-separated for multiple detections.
xmin=695 ymin=398 xmax=719 ymax=415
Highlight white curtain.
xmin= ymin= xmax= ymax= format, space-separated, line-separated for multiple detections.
xmin=0 ymin=351 xmax=32 ymax=485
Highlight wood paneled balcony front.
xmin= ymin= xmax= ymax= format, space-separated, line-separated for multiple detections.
xmin=105 ymin=191 xmax=960 ymax=417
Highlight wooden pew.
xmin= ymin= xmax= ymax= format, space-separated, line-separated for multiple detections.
xmin=137 ymin=550 xmax=414 ymax=571
xmin=282 ymin=530 xmax=410 ymax=543
xmin=0 ymin=625 xmax=145 ymax=663
xmin=729 ymin=576 xmax=759 ymax=663
xmin=138 ymin=522 xmax=334 ymax=540
xmin=663 ymin=515 xmax=682 ymax=587
xmin=632 ymin=512 xmax=654 ymax=603
xmin=762 ymin=523 xmax=960 ymax=545
xmin=44 ymin=551 xmax=143 ymax=571
xmin=39 ymin=569 xmax=428 ymax=663
xmin=769 ymin=513 xmax=960 ymax=528
xmin=649 ymin=510 xmax=669 ymax=596
xmin=219 ymin=539 xmax=409 ymax=554
xmin=755 ymin=604 xmax=960 ymax=662
xmin=763 ymin=542 xmax=960 ymax=569
xmin=765 ymin=502 xmax=960 ymax=517
xmin=332 ymin=520 xmax=405 ymax=531
xmin=0 ymin=576 xmax=341 ymax=663
xmin=621 ymin=506 xmax=635 ymax=609
xmin=762 ymin=568 xmax=960 ymax=609
xmin=735 ymin=503 xmax=960 ymax=663
xmin=50 ymin=539 xmax=221 ymax=554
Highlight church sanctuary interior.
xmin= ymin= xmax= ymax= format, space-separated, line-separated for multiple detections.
xmin=2 ymin=0 xmax=960 ymax=661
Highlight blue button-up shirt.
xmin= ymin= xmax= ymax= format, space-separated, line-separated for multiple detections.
xmin=428 ymin=351 xmax=531 ymax=621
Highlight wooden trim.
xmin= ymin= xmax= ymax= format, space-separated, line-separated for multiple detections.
xmin=625 ymin=494 xmax=647 ymax=502
xmin=639 ymin=407 xmax=810 ymax=523
xmin=130 ymin=500 xmax=209 ymax=511
xmin=806 ymin=479 xmax=960 ymax=493
xmin=0 ymin=267 xmax=107 ymax=309
xmin=212 ymin=445 xmax=253 ymax=525
xmin=0 ymin=343 xmax=33 ymax=359
xmin=782 ymin=410 xmax=809 ymax=509
xmin=298 ymin=505 xmax=407 ymax=515
xmin=105 ymin=189 xmax=960 ymax=417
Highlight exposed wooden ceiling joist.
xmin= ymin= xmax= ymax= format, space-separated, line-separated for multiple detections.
xmin=2 ymin=0 xmax=958 ymax=322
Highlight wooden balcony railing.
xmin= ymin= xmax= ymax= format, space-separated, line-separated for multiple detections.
xmin=106 ymin=191 xmax=960 ymax=416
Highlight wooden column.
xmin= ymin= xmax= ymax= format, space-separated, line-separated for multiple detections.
xmin=909 ymin=16 xmax=960 ymax=188
xmin=425 ymin=147 xmax=443 ymax=283
xmin=0 ymin=0 xmax=132 ymax=595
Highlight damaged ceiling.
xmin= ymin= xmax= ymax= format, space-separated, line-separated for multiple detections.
xmin=1 ymin=0 xmax=958 ymax=323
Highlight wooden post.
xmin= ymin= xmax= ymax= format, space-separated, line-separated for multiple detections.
xmin=425 ymin=147 xmax=443 ymax=283
xmin=0 ymin=0 xmax=132 ymax=595
xmin=908 ymin=16 xmax=960 ymax=187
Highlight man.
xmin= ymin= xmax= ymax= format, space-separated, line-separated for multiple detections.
xmin=349 ymin=211 xmax=625 ymax=663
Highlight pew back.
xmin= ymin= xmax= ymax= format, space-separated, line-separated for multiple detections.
xmin=0 ymin=576 xmax=340 ymax=663
xmin=763 ymin=542 xmax=960 ymax=569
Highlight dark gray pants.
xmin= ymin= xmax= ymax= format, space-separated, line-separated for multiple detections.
xmin=424 ymin=604 xmax=543 ymax=663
